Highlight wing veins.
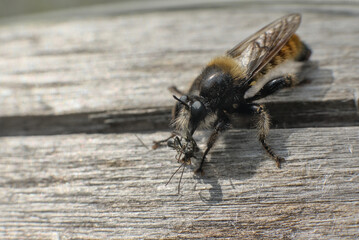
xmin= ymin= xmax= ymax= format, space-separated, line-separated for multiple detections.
xmin=226 ymin=14 xmax=301 ymax=86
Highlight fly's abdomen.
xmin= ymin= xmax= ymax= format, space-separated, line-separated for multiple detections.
xmin=260 ymin=34 xmax=312 ymax=75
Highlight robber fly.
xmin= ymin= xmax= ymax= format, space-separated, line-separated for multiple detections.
xmin=154 ymin=13 xmax=311 ymax=175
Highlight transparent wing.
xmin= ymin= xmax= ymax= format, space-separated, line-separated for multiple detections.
xmin=227 ymin=13 xmax=301 ymax=84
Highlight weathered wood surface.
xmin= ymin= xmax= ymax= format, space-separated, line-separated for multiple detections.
xmin=1 ymin=1 xmax=359 ymax=136
xmin=0 ymin=0 xmax=359 ymax=239
xmin=0 ymin=128 xmax=358 ymax=239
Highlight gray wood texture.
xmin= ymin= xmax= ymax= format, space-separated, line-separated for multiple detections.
xmin=0 ymin=0 xmax=358 ymax=239
xmin=1 ymin=0 xmax=359 ymax=136
xmin=1 ymin=128 xmax=358 ymax=239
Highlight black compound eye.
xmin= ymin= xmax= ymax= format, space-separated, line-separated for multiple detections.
xmin=174 ymin=95 xmax=190 ymax=110
xmin=191 ymin=101 xmax=206 ymax=120
xmin=179 ymin=95 xmax=188 ymax=102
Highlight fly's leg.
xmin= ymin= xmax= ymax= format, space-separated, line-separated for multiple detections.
xmin=246 ymin=75 xmax=297 ymax=102
xmin=152 ymin=133 xmax=176 ymax=150
xmin=249 ymin=104 xmax=285 ymax=168
xmin=195 ymin=112 xmax=230 ymax=174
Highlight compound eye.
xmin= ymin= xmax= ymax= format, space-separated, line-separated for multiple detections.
xmin=190 ymin=101 xmax=206 ymax=120
xmin=179 ymin=95 xmax=188 ymax=103
xmin=174 ymin=95 xmax=190 ymax=110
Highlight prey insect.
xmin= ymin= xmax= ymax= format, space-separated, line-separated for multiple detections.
xmin=154 ymin=13 xmax=312 ymax=175
xmin=167 ymin=135 xmax=198 ymax=164
xmin=165 ymin=135 xmax=199 ymax=193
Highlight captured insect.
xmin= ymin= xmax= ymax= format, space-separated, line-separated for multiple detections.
xmin=164 ymin=135 xmax=200 ymax=193
xmin=154 ymin=13 xmax=311 ymax=176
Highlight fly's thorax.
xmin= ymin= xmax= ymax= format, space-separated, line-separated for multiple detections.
xmin=198 ymin=68 xmax=235 ymax=110
xmin=199 ymin=66 xmax=232 ymax=98
xmin=207 ymin=56 xmax=246 ymax=80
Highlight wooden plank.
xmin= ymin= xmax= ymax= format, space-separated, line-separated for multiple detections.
xmin=1 ymin=1 xmax=359 ymax=239
xmin=1 ymin=1 xmax=359 ymax=136
xmin=0 ymin=127 xmax=358 ymax=239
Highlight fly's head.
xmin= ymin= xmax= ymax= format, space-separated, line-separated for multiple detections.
xmin=171 ymin=95 xmax=208 ymax=139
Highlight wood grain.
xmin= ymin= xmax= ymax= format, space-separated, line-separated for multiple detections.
xmin=1 ymin=0 xmax=359 ymax=239
xmin=0 ymin=127 xmax=358 ymax=239
xmin=1 ymin=1 xmax=359 ymax=136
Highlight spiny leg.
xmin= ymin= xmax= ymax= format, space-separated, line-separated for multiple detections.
xmin=249 ymin=104 xmax=284 ymax=168
xmin=152 ymin=133 xmax=176 ymax=150
xmin=246 ymin=74 xmax=297 ymax=102
xmin=195 ymin=112 xmax=230 ymax=174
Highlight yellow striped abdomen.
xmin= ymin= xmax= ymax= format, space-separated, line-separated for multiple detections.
xmin=260 ymin=34 xmax=311 ymax=76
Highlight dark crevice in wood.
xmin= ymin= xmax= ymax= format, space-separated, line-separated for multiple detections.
xmin=0 ymin=100 xmax=358 ymax=137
